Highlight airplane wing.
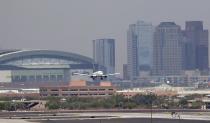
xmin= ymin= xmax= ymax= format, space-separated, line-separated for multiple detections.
xmin=106 ymin=73 xmax=120 ymax=76
xmin=73 ymin=73 xmax=90 ymax=76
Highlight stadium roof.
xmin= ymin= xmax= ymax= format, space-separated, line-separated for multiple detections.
xmin=0 ymin=49 xmax=94 ymax=65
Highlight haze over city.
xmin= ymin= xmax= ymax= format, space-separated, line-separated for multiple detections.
xmin=1 ymin=0 xmax=210 ymax=73
xmin=1 ymin=1 xmax=210 ymax=123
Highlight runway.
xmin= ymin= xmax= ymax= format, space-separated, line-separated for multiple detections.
xmin=0 ymin=112 xmax=210 ymax=123
xmin=38 ymin=118 xmax=210 ymax=123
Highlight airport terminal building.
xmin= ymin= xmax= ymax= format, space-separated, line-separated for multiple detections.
xmin=0 ymin=49 xmax=104 ymax=87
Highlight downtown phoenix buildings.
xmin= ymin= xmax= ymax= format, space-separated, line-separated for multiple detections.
xmin=126 ymin=20 xmax=209 ymax=83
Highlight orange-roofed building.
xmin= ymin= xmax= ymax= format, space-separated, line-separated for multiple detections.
xmin=100 ymin=81 xmax=112 ymax=87
xmin=69 ymin=80 xmax=87 ymax=87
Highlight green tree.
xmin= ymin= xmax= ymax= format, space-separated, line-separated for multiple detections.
xmin=191 ymin=101 xmax=202 ymax=109
xmin=46 ymin=101 xmax=60 ymax=109
xmin=179 ymin=98 xmax=188 ymax=108
xmin=0 ymin=102 xmax=5 ymax=110
xmin=132 ymin=94 xmax=157 ymax=107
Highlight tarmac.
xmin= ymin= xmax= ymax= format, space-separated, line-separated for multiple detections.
xmin=0 ymin=112 xmax=210 ymax=123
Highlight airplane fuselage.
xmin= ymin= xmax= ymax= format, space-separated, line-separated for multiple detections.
xmin=73 ymin=70 xmax=119 ymax=80
xmin=91 ymin=71 xmax=107 ymax=80
xmin=92 ymin=71 xmax=103 ymax=76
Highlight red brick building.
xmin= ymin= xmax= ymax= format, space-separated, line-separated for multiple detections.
xmin=40 ymin=80 xmax=116 ymax=97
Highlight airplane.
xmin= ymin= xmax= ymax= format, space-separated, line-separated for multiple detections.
xmin=73 ymin=70 xmax=120 ymax=80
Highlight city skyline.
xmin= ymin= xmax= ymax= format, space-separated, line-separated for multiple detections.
xmin=1 ymin=0 xmax=210 ymax=74
xmin=1 ymin=1 xmax=210 ymax=121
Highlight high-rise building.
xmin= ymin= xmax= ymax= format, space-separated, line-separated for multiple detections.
xmin=183 ymin=21 xmax=208 ymax=73
xmin=127 ymin=21 xmax=154 ymax=80
xmin=153 ymin=22 xmax=183 ymax=76
xmin=127 ymin=24 xmax=138 ymax=80
xmin=93 ymin=39 xmax=115 ymax=74
xmin=123 ymin=64 xmax=129 ymax=80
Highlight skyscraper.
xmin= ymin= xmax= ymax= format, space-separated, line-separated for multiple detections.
xmin=127 ymin=21 xmax=154 ymax=80
xmin=93 ymin=39 xmax=115 ymax=74
xmin=183 ymin=21 xmax=208 ymax=73
xmin=153 ymin=22 xmax=183 ymax=76
xmin=127 ymin=24 xmax=138 ymax=80
xmin=123 ymin=64 xmax=129 ymax=80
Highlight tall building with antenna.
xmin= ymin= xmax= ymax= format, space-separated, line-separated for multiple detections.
xmin=93 ymin=39 xmax=115 ymax=74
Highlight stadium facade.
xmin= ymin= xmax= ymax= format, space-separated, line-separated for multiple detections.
xmin=0 ymin=49 xmax=104 ymax=87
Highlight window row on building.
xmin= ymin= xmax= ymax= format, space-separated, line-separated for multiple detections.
xmin=40 ymin=85 xmax=116 ymax=97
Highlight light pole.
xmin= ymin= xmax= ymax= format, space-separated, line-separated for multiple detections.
xmin=150 ymin=92 xmax=153 ymax=123
xmin=178 ymin=114 xmax=181 ymax=123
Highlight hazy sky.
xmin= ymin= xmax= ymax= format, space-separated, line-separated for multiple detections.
xmin=0 ymin=0 xmax=210 ymax=73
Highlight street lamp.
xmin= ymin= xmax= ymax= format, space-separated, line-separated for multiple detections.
xmin=178 ymin=114 xmax=181 ymax=123
xmin=149 ymin=91 xmax=153 ymax=123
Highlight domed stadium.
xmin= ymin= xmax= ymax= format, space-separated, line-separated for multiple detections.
xmin=0 ymin=49 xmax=104 ymax=87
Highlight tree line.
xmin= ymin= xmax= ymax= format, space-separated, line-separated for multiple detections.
xmin=0 ymin=94 xmax=204 ymax=110
xmin=45 ymin=94 xmax=204 ymax=110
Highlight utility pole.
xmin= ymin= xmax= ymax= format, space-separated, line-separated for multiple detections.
xmin=178 ymin=113 xmax=181 ymax=123
xmin=150 ymin=92 xmax=153 ymax=123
